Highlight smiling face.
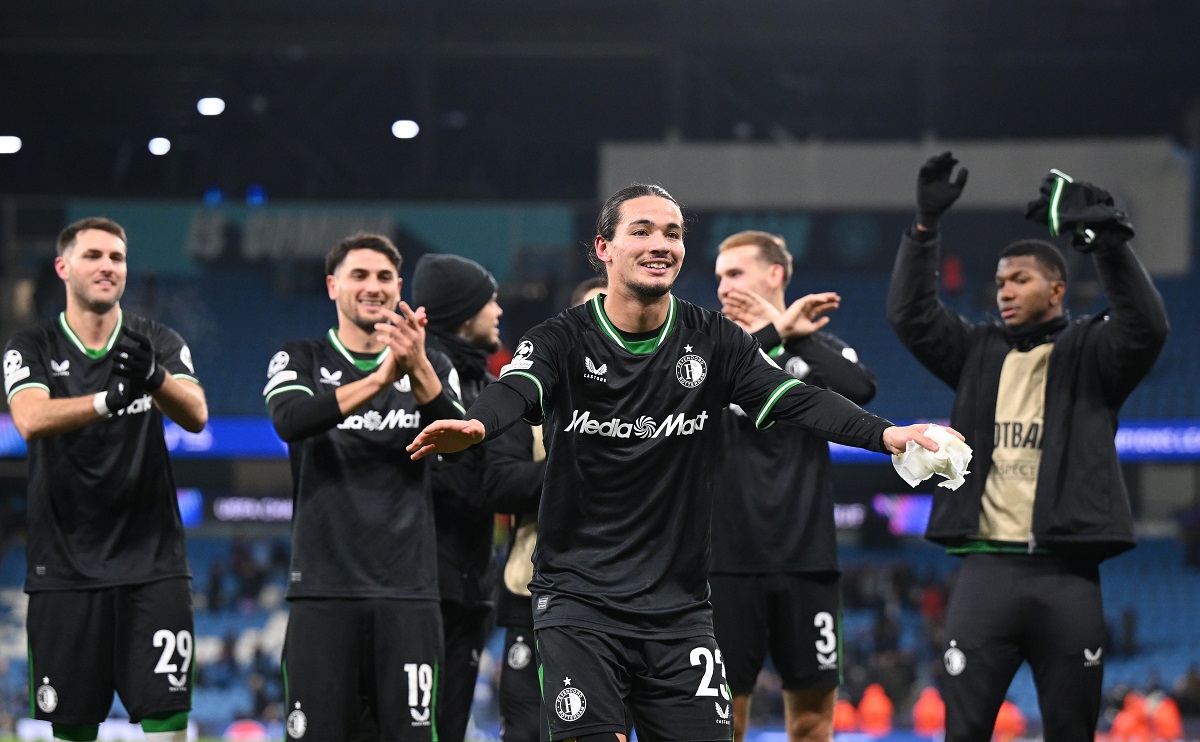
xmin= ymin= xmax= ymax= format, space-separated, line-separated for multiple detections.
xmin=715 ymin=244 xmax=784 ymax=307
xmin=327 ymin=248 xmax=400 ymax=334
xmin=995 ymin=255 xmax=1065 ymax=328
xmin=55 ymin=228 xmax=128 ymax=314
xmin=594 ymin=195 xmax=685 ymax=300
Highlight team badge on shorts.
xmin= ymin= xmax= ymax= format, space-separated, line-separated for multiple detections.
xmin=36 ymin=678 xmax=58 ymax=713
xmin=555 ymin=678 xmax=587 ymax=722
xmin=676 ymin=347 xmax=707 ymax=388
xmin=943 ymin=640 xmax=966 ymax=676
xmin=507 ymin=637 xmax=532 ymax=670
xmin=287 ymin=702 xmax=308 ymax=738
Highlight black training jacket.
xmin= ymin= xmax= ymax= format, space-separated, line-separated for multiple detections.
xmin=887 ymin=229 xmax=1168 ymax=561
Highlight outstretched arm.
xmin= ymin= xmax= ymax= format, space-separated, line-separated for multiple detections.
xmin=882 ymin=423 xmax=964 ymax=455
xmin=408 ymin=376 xmax=537 ymax=460
xmin=408 ymin=418 xmax=486 ymax=460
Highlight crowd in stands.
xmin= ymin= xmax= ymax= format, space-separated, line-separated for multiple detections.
xmin=3 ymin=531 xmax=1200 ymax=738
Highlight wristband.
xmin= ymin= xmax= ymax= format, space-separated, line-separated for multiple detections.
xmin=93 ymin=391 xmax=113 ymax=418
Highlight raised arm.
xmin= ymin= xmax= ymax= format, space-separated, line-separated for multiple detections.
xmin=886 ymin=152 xmax=977 ymax=388
xmin=1023 ymin=170 xmax=1169 ymax=402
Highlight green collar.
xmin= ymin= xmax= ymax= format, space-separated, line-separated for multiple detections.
xmin=327 ymin=328 xmax=390 ymax=371
xmin=58 ymin=310 xmax=123 ymax=359
xmin=589 ymin=294 xmax=677 ymax=355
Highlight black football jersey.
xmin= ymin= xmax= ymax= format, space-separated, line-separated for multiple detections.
xmin=264 ymin=329 xmax=459 ymax=600
xmin=4 ymin=311 xmax=199 ymax=592
xmin=496 ymin=295 xmax=890 ymax=638
xmin=712 ymin=332 xmax=876 ymax=574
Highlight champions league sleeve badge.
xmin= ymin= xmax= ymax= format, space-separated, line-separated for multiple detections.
xmin=502 ymin=339 xmax=535 ymax=374
xmin=268 ymin=351 xmax=290 ymax=378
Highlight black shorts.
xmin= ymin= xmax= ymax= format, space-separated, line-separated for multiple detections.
xmin=282 ymin=598 xmax=442 ymax=741
xmin=709 ymin=572 xmax=841 ymax=694
xmin=26 ymin=578 xmax=194 ymax=725
xmin=535 ymin=625 xmax=733 ymax=742
xmin=499 ymin=627 xmax=542 ymax=742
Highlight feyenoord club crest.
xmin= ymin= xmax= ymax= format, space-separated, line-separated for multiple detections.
xmin=36 ymin=678 xmax=57 ymax=713
xmin=943 ymin=640 xmax=966 ymax=676
xmin=555 ymin=681 xmax=587 ymax=722
xmin=676 ymin=347 xmax=707 ymax=388
xmin=507 ymin=638 xmax=532 ymax=670
xmin=287 ymin=702 xmax=308 ymax=738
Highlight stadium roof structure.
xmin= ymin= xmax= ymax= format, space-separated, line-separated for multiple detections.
xmin=2 ymin=0 xmax=1198 ymax=201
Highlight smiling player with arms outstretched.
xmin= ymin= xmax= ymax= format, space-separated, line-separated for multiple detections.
xmin=409 ymin=185 xmax=956 ymax=741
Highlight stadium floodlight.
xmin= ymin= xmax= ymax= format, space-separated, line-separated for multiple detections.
xmin=391 ymin=120 xmax=420 ymax=139
xmin=0 ymin=136 xmax=22 ymax=154
xmin=148 ymin=137 xmax=171 ymax=156
xmin=197 ymin=97 xmax=226 ymax=116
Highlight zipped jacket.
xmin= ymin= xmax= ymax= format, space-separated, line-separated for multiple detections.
xmin=887 ymin=229 xmax=1168 ymax=561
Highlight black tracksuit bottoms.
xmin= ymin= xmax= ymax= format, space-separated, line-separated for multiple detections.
xmin=941 ymin=552 xmax=1106 ymax=742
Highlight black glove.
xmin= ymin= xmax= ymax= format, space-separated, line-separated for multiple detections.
xmin=1024 ymin=169 xmax=1134 ymax=253
xmin=916 ymin=151 xmax=969 ymax=229
xmin=111 ymin=326 xmax=166 ymax=391
xmin=98 ymin=374 xmax=141 ymax=417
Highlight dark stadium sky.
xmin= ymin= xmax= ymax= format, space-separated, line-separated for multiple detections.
xmin=2 ymin=0 xmax=1198 ymax=201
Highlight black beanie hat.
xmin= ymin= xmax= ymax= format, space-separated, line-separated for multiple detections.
xmin=412 ymin=254 xmax=499 ymax=330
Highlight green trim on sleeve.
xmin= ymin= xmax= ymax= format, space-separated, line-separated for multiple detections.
xmin=173 ymin=374 xmax=202 ymax=386
xmin=264 ymin=385 xmax=314 ymax=405
xmin=498 ymin=371 xmax=546 ymax=422
xmin=754 ymin=378 xmax=804 ymax=429
xmin=7 ymin=382 xmax=49 ymax=405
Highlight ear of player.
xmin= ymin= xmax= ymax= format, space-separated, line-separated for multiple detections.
xmin=111 ymin=326 xmax=166 ymax=391
xmin=1024 ymin=169 xmax=1135 ymax=253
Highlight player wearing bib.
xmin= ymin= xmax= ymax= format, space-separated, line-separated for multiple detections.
xmin=408 ymin=185 xmax=958 ymax=741
xmin=5 ymin=217 xmax=208 ymax=742
xmin=264 ymin=233 xmax=464 ymax=741
xmin=712 ymin=231 xmax=878 ymax=742
xmin=888 ymin=154 xmax=1168 ymax=742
